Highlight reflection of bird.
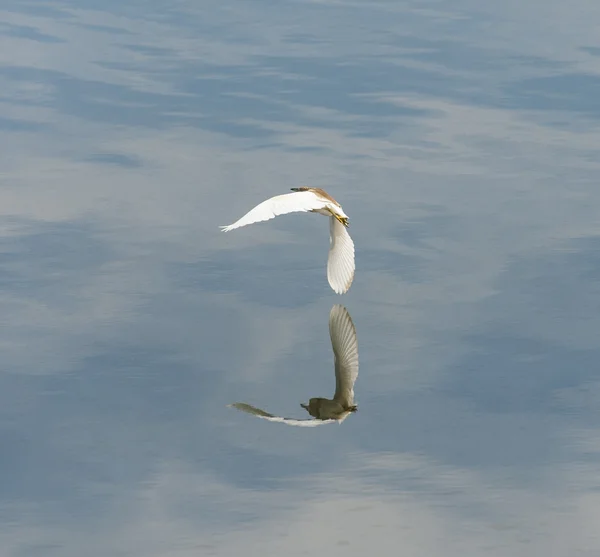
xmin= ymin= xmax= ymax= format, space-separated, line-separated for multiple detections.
xmin=220 ymin=187 xmax=355 ymax=294
xmin=228 ymin=304 xmax=359 ymax=426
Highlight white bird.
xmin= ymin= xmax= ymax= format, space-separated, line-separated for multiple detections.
xmin=220 ymin=187 xmax=355 ymax=294
xmin=228 ymin=304 xmax=359 ymax=427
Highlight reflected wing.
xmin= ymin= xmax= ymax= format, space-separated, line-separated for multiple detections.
xmin=220 ymin=191 xmax=329 ymax=232
xmin=329 ymin=305 xmax=359 ymax=407
xmin=228 ymin=403 xmax=336 ymax=427
xmin=327 ymin=217 xmax=355 ymax=294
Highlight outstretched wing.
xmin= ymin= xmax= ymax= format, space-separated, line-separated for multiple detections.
xmin=220 ymin=191 xmax=329 ymax=232
xmin=329 ymin=305 xmax=359 ymax=407
xmin=228 ymin=403 xmax=336 ymax=427
xmin=327 ymin=217 xmax=355 ymax=294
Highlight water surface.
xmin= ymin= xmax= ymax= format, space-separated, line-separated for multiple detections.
xmin=2 ymin=1 xmax=600 ymax=555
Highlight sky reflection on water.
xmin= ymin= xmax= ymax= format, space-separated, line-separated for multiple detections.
xmin=2 ymin=1 xmax=600 ymax=556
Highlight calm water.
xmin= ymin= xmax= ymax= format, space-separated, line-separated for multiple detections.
xmin=2 ymin=1 xmax=600 ymax=555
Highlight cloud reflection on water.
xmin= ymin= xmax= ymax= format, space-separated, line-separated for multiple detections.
xmin=1 ymin=0 xmax=600 ymax=556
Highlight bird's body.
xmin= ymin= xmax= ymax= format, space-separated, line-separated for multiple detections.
xmin=228 ymin=304 xmax=359 ymax=427
xmin=220 ymin=187 xmax=355 ymax=294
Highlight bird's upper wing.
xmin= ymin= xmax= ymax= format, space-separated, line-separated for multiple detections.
xmin=327 ymin=217 xmax=355 ymax=294
xmin=220 ymin=191 xmax=329 ymax=232
xmin=329 ymin=305 xmax=359 ymax=407
xmin=228 ymin=403 xmax=337 ymax=427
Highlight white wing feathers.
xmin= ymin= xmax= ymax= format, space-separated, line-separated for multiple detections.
xmin=228 ymin=403 xmax=336 ymax=427
xmin=329 ymin=304 xmax=359 ymax=407
xmin=220 ymin=191 xmax=329 ymax=232
xmin=327 ymin=217 xmax=355 ymax=295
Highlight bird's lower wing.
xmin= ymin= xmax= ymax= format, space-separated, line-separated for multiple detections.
xmin=228 ymin=403 xmax=336 ymax=427
xmin=327 ymin=217 xmax=355 ymax=294
xmin=329 ymin=305 xmax=359 ymax=407
xmin=220 ymin=191 xmax=328 ymax=232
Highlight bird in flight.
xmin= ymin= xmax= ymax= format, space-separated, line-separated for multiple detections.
xmin=228 ymin=304 xmax=359 ymax=426
xmin=220 ymin=187 xmax=355 ymax=294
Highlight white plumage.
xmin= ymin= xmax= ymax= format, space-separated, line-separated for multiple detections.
xmin=327 ymin=217 xmax=355 ymax=296
xmin=227 ymin=402 xmax=336 ymax=427
xmin=329 ymin=302 xmax=359 ymax=410
xmin=220 ymin=187 xmax=355 ymax=294
xmin=228 ymin=304 xmax=359 ymax=427
xmin=219 ymin=191 xmax=328 ymax=232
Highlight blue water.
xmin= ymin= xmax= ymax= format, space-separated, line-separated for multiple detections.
xmin=2 ymin=1 xmax=600 ymax=555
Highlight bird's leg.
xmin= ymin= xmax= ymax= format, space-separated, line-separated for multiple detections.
xmin=328 ymin=208 xmax=349 ymax=227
